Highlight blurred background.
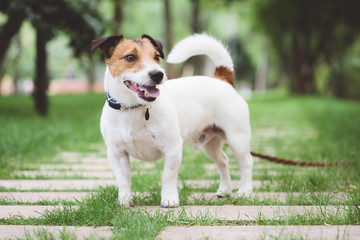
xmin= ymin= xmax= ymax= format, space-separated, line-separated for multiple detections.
xmin=1 ymin=0 xmax=360 ymax=115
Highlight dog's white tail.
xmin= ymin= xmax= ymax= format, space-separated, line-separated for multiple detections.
xmin=167 ymin=33 xmax=234 ymax=86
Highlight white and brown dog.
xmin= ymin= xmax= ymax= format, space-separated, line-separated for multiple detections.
xmin=91 ymin=33 xmax=253 ymax=208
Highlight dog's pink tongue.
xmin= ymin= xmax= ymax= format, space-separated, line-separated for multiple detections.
xmin=139 ymin=86 xmax=160 ymax=98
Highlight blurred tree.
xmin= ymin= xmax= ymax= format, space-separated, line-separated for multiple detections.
xmin=254 ymin=40 xmax=268 ymax=91
xmin=11 ymin=34 xmax=22 ymax=94
xmin=254 ymin=0 xmax=360 ymax=94
xmin=34 ymin=28 xmax=50 ymax=115
xmin=114 ymin=0 xmax=124 ymax=35
xmin=164 ymin=0 xmax=173 ymax=54
xmin=187 ymin=0 xmax=205 ymax=76
xmin=228 ymin=36 xmax=255 ymax=83
xmin=0 ymin=1 xmax=27 ymax=69
xmin=0 ymin=0 xmax=101 ymax=115
xmin=191 ymin=0 xmax=202 ymax=33
xmin=163 ymin=0 xmax=178 ymax=78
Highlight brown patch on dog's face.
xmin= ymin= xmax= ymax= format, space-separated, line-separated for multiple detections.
xmin=104 ymin=37 xmax=163 ymax=78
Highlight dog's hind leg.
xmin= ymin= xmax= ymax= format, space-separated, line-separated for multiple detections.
xmin=228 ymin=139 xmax=253 ymax=197
xmin=236 ymin=152 xmax=253 ymax=197
xmin=202 ymin=136 xmax=232 ymax=197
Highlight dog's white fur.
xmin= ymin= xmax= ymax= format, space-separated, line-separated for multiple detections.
xmin=100 ymin=34 xmax=253 ymax=207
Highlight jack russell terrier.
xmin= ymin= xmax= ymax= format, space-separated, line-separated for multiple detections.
xmin=91 ymin=33 xmax=253 ymax=208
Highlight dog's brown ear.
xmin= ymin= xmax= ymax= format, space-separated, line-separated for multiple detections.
xmin=142 ymin=34 xmax=164 ymax=59
xmin=154 ymin=40 xmax=163 ymax=52
xmin=91 ymin=35 xmax=124 ymax=58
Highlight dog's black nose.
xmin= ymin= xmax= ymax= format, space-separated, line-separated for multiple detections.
xmin=149 ymin=70 xmax=164 ymax=83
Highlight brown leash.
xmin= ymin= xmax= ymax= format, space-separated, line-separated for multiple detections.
xmin=250 ymin=151 xmax=352 ymax=167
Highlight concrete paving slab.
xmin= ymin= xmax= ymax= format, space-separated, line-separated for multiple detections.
xmin=13 ymin=170 xmax=115 ymax=179
xmin=0 ymin=206 xmax=70 ymax=218
xmin=0 ymin=180 xmax=115 ymax=190
xmin=0 ymin=225 xmax=112 ymax=240
xmin=189 ymin=192 xmax=349 ymax=203
xmin=137 ymin=205 xmax=347 ymax=221
xmin=38 ymin=164 xmax=112 ymax=171
xmin=158 ymin=225 xmax=360 ymax=240
xmin=1 ymin=192 xmax=153 ymax=203
xmin=207 ymin=171 xmax=301 ymax=178
xmin=0 ymin=180 xmax=265 ymax=191
xmin=183 ymin=180 xmax=266 ymax=189
xmin=0 ymin=192 xmax=89 ymax=203
xmin=2 ymin=191 xmax=348 ymax=204
xmin=204 ymin=163 xmax=279 ymax=171
xmin=30 ymin=161 xmax=156 ymax=171
xmin=61 ymin=157 xmax=108 ymax=164
xmin=56 ymin=151 xmax=107 ymax=163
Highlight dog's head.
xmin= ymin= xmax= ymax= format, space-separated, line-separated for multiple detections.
xmin=91 ymin=34 xmax=165 ymax=102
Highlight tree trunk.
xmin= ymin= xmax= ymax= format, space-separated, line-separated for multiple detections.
xmin=254 ymin=41 xmax=268 ymax=92
xmin=0 ymin=10 xmax=25 ymax=69
xmin=12 ymin=34 xmax=22 ymax=94
xmin=189 ymin=0 xmax=204 ymax=76
xmin=164 ymin=0 xmax=177 ymax=78
xmin=114 ymin=0 xmax=123 ymax=35
xmin=164 ymin=0 xmax=172 ymax=54
xmin=289 ymin=63 xmax=316 ymax=94
xmin=34 ymin=29 xmax=49 ymax=116
xmin=87 ymin=55 xmax=95 ymax=91
xmin=191 ymin=0 xmax=201 ymax=33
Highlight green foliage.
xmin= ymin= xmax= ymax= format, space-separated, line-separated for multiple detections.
xmin=20 ymin=0 xmax=101 ymax=56
xmin=252 ymin=0 xmax=360 ymax=94
xmin=0 ymin=0 xmax=102 ymax=77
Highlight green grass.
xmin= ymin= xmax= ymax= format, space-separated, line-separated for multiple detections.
xmin=0 ymin=93 xmax=105 ymax=178
xmin=23 ymin=227 xmax=79 ymax=240
xmin=2 ymin=91 xmax=359 ymax=189
xmin=1 ymin=186 xmax=359 ymax=239
xmin=1 ymin=91 xmax=360 ymax=239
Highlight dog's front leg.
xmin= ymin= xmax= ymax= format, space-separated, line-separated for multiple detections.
xmin=161 ymin=143 xmax=182 ymax=208
xmin=107 ymin=148 xmax=132 ymax=206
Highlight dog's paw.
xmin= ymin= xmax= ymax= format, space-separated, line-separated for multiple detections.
xmin=161 ymin=191 xmax=179 ymax=208
xmin=216 ymin=187 xmax=232 ymax=198
xmin=236 ymin=185 xmax=252 ymax=198
xmin=118 ymin=192 xmax=133 ymax=207
xmin=161 ymin=198 xmax=179 ymax=208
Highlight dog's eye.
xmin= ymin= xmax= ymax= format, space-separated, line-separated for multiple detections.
xmin=124 ymin=54 xmax=137 ymax=62
xmin=154 ymin=54 xmax=160 ymax=61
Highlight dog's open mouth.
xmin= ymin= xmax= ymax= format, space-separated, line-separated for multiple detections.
xmin=124 ymin=80 xmax=160 ymax=102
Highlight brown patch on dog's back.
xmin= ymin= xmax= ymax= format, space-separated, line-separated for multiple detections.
xmin=214 ymin=66 xmax=234 ymax=87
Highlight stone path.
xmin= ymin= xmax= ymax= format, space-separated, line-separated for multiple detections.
xmin=0 ymin=205 xmax=74 ymax=218
xmin=1 ymin=191 xmax=347 ymax=204
xmin=0 ymin=225 xmax=112 ymax=239
xmin=0 ymin=179 xmax=266 ymax=190
xmin=138 ymin=205 xmax=347 ymax=221
xmin=0 ymin=192 xmax=89 ymax=203
xmin=0 ymin=204 xmax=347 ymax=220
xmin=158 ymin=225 xmax=360 ymax=240
xmin=0 ymin=151 xmax=358 ymax=239
xmin=189 ymin=192 xmax=348 ymax=203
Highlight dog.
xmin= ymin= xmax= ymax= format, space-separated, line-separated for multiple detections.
xmin=91 ymin=33 xmax=253 ymax=208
